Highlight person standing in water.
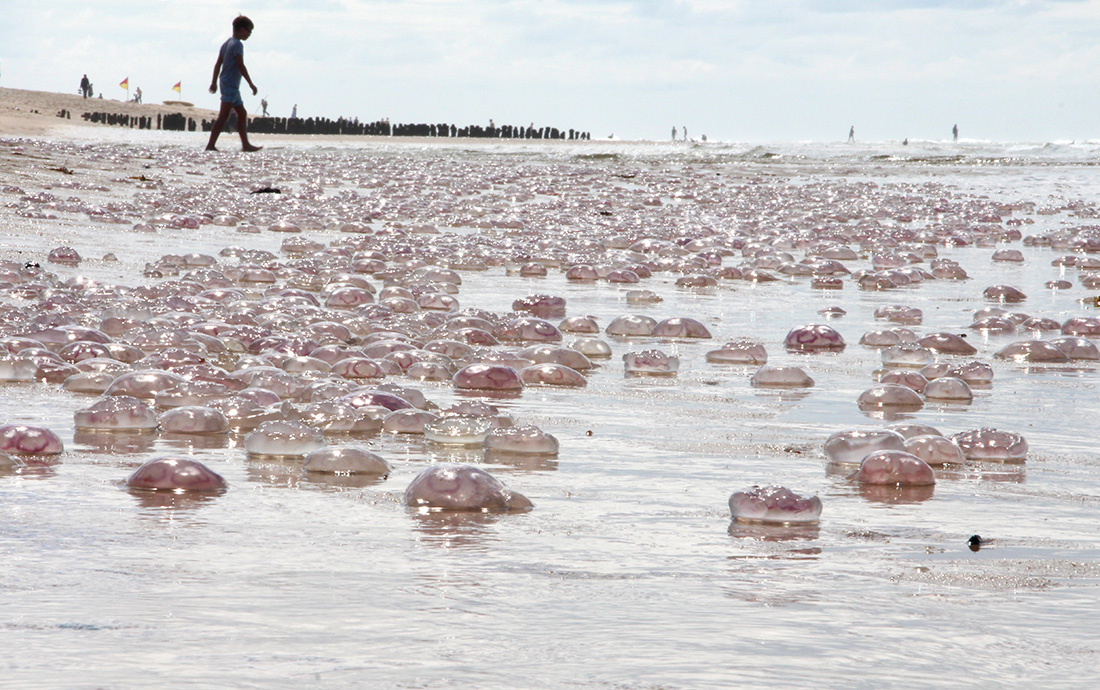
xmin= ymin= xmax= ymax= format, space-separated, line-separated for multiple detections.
xmin=953 ymin=124 xmax=958 ymax=142
xmin=206 ymin=15 xmax=261 ymax=152
xmin=848 ymin=126 xmax=855 ymax=142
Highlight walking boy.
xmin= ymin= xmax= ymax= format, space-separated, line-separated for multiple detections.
xmin=206 ymin=15 xmax=261 ymax=151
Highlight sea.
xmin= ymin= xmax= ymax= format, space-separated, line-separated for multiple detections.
xmin=1 ymin=131 xmax=1099 ymax=689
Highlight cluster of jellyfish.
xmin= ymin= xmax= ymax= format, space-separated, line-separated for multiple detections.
xmin=4 ymin=136 xmax=1099 ymax=528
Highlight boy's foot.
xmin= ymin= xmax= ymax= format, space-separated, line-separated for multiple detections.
xmin=205 ymin=145 xmax=219 ymax=151
xmin=243 ymin=144 xmax=263 ymax=152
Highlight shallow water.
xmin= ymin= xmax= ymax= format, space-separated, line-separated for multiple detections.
xmin=2 ymin=133 xmax=1100 ymax=688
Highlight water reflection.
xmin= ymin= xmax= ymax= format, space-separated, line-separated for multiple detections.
xmin=128 ymin=487 xmax=225 ymax=512
xmin=753 ymin=388 xmax=814 ymax=403
xmin=159 ymin=432 xmax=232 ymax=451
xmin=858 ymin=409 xmax=920 ymax=422
xmin=245 ymin=455 xmax=304 ymax=489
xmin=485 ymin=449 xmax=560 ymax=472
xmin=728 ymin=520 xmax=821 ymax=543
xmin=939 ymin=462 xmax=1027 ymax=483
xmin=73 ymin=429 xmax=156 ymax=454
xmin=855 ymin=483 xmax=936 ymax=504
xmin=408 ymin=508 xmax=503 ymax=549
xmin=426 ymin=446 xmax=485 ymax=465
xmin=300 ymin=471 xmax=389 ymax=490
xmin=453 ymin=388 xmax=523 ymax=401
xmin=0 ymin=464 xmax=58 ymax=480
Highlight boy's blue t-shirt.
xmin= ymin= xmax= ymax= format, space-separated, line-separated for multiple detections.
xmin=218 ymin=37 xmax=243 ymax=90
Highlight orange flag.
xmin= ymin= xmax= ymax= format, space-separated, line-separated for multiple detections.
xmin=172 ymin=81 xmax=181 ymax=93
xmin=120 ymin=77 xmax=129 ymax=89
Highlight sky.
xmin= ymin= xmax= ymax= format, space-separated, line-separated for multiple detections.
xmin=3 ymin=0 xmax=1100 ymax=143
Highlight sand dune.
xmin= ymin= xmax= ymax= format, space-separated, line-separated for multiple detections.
xmin=0 ymin=86 xmax=218 ymax=137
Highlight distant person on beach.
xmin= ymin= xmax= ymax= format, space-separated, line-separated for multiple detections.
xmin=953 ymin=124 xmax=958 ymax=142
xmin=261 ymin=98 xmax=268 ymax=116
xmin=291 ymin=104 xmax=298 ymax=119
xmin=683 ymin=126 xmax=688 ymax=141
xmin=206 ymin=14 xmax=261 ymax=152
xmin=133 ymin=87 xmax=142 ymax=104
xmin=79 ymin=75 xmax=90 ymax=98
xmin=672 ymin=126 xmax=677 ymax=141
xmin=848 ymin=126 xmax=855 ymax=142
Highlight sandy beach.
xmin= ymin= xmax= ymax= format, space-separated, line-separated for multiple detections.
xmin=2 ymin=111 xmax=1100 ymax=689
xmin=0 ymin=86 xmax=220 ymax=137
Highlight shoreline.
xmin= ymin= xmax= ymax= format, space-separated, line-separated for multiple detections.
xmin=1 ymin=86 xmax=596 ymax=146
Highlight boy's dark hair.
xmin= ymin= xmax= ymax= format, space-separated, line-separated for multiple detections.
xmin=233 ymin=15 xmax=254 ymax=32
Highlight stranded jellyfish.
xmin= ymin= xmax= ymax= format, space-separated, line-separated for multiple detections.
xmin=104 ymin=370 xmax=186 ymax=399
xmin=888 ymin=423 xmax=942 ymax=439
xmin=859 ymin=330 xmax=902 ymax=348
xmin=158 ymin=406 xmax=231 ymax=434
xmin=881 ymin=343 xmax=934 ymax=368
xmin=705 ymin=339 xmax=768 ymax=365
xmin=750 ymin=365 xmax=813 ymax=388
xmin=652 ymin=317 xmax=712 ymax=339
xmin=947 ymin=361 xmax=995 ymax=384
xmin=623 ymin=350 xmax=679 ymax=376
xmin=569 ymin=337 xmax=613 ymax=359
xmin=381 ymin=409 xmax=439 ymax=434
xmin=857 ymin=384 xmax=923 ymax=411
xmin=520 ymin=363 xmax=587 ymax=387
xmin=452 ymin=364 xmax=524 ymax=391
xmin=1048 ymin=336 xmax=1100 ymax=361
xmin=423 ymin=415 xmax=494 ymax=445
xmin=75 ymin=395 xmax=159 ymax=432
xmin=922 ymin=376 xmax=974 ymax=402
xmin=126 ymin=457 xmax=227 ymax=492
xmin=0 ymin=356 xmax=38 ymax=382
xmin=823 ymin=429 xmax=906 ymax=464
xmin=994 ymin=340 xmax=1070 ymax=363
xmin=606 ymin=314 xmax=657 ymax=337
xmin=512 ymin=294 xmax=566 ymax=318
xmin=485 ymin=425 xmax=560 ymax=455
xmin=244 ymin=420 xmax=325 ymax=457
xmin=303 ymin=446 xmax=391 ymax=475
xmin=625 ymin=290 xmax=662 ymax=304
xmin=849 ymin=450 xmax=936 ymax=486
xmin=0 ymin=424 xmax=64 ymax=456
xmin=519 ymin=345 xmax=593 ymax=370
xmin=916 ymin=332 xmax=977 ymax=356
xmin=47 ymin=246 xmax=81 ymax=265
xmin=404 ymin=464 xmax=532 ymax=512
xmin=728 ymin=485 xmax=822 ymax=525
xmin=983 ymin=285 xmax=1027 ymax=303
xmin=904 ymin=435 xmax=965 ymax=466
xmin=950 ymin=428 xmax=1028 ymax=462
xmin=784 ymin=324 xmax=845 ymax=352
xmin=877 ymin=370 xmax=928 ymax=393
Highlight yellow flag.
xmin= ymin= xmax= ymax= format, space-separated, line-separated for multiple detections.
xmin=120 ymin=77 xmax=128 ymax=89
xmin=172 ymin=81 xmax=181 ymax=93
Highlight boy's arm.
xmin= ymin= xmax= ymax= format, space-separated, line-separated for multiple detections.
xmin=236 ymin=55 xmax=258 ymax=96
xmin=209 ymin=55 xmax=223 ymax=94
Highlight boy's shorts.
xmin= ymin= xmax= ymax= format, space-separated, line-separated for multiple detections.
xmin=220 ymin=84 xmax=243 ymax=106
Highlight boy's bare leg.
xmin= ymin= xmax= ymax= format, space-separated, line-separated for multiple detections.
xmin=235 ymin=105 xmax=262 ymax=152
xmin=206 ymin=102 xmax=234 ymax=150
